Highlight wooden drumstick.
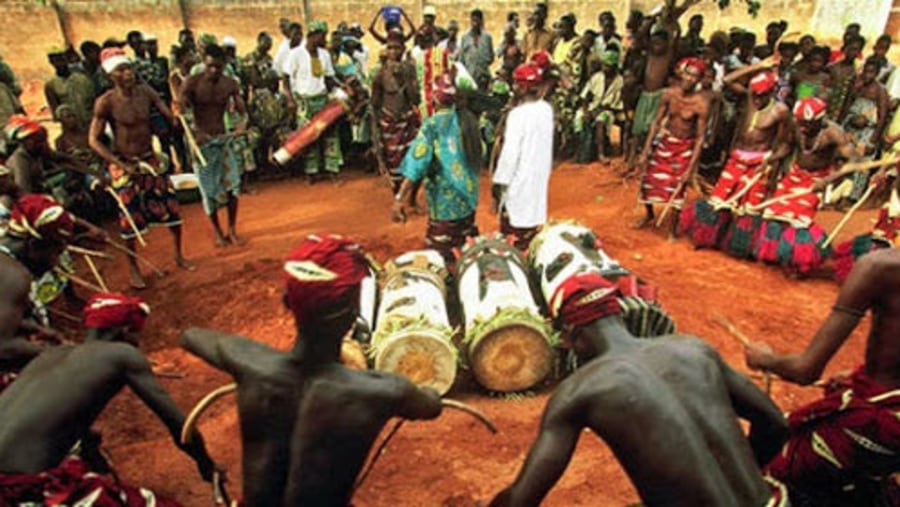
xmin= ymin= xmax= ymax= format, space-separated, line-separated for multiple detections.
xmin=56 ymin=267 xmax=103 ymax=293
xmin=181 ymin=383 xmax=237 ymax=445
xmin=722 ymin=170 xmax=767 ymax=209
xmin=67 ymin=245 xmax=112 ymax=259
xmin=178 ymin=115 xmax=208 ymax=167
xmin=822 ymin=183 xmax=878 ymax=249
xmin=83 ymin=255 xmax=109 ymax=292
xmin=136 ymin=160 xmax=159 ymax=176
xmin=104 ymin=187 xmax=146 ymax=247
xmin=711 ymin=313 xmax=772 ymax=393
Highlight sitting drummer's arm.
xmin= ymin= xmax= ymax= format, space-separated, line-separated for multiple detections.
xmin=121 ymin=346 xmax=216 ymax=480
xmin=181 ymin=327 xmax=258 ymax=377
xmin=490 ymin=397 xmax=580 ymax=506
xmin=718 ymin=355 xmax=788 ymax=465
xmin=0 ymin=267 xmax=31 ymax=345
xmin=393 ymin=377 xmax=442 ymax=420
xmin=748 ymin=254 xmax=880 ymax=385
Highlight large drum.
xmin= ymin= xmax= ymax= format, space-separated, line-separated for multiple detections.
xmin=528 ymin=221 xmax=675 ymax=341
xmin=371 ymin=250 xmax=456 ymax=395
xmin=457 ymin=236 xmax=555 ymax=392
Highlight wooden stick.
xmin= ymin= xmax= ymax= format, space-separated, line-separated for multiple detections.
xmin=722 ymin=170 xmax=767 ymax=208
xmin=104 ymin=187 xmax=146 ymax=247
xmin=67 ymin=245 xmax=112 ymax=259
xmin=822 ymin=183 xmax=878 ymax=249
xmin=181 ymin=383 xmax=237 ymax=444
xmin=47 ymin=306 xmax=81 ymax=323
xmin=178 ymin=115 xmax=208 ymax=167
xmin=105 ymin=239 xmax=166 ymax=277
xmin=749 ymin=372 xmax=827 ymax=388
xmin=83 ymin=255 xmax=109 ymax=292
xmin=442 ymin=398 xmax=499 ymax=434
xmin=56 ymin=268 xmax=103 ymax=293
xmin=749 ymin=187 xmax=814 ymax=212
xmin=712 ymin=313 xmax=772 ymax=392
xmin=136 ymin=160 xmax=159 ymax=176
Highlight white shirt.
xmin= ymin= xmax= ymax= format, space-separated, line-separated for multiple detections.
xmin=273 ymin=38 xmax=292 ymax=76
xmin=285 ymin=45 xmax=335 ymax=96
xmin=493 ymin=99 xmax=554 ymax=228
xmin=353 ymin=46 xmax=369 ymax=73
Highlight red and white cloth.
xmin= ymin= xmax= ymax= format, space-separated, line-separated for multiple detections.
xmin=83 ymin=293 xmax=151 ymax=332
xmin=709 ymin=149 xmax=770 ymax=211
xmin=548 ymin=272 xmax=622 ymax=330
xmin=640 ymin=134 xmax=696 ymax=208
xmin=761 ymin=163 xmax=831 ymax=228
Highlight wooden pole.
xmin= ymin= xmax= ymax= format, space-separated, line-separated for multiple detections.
xmin=711 ymin=313 xmax=772 ymax=393
xmin=178 ymin=115 xmax=208 ymax=168
xmin=822 ymin=184 xmax=878 ymax=249
xmin=105 ymin=187 xmax=146 ymax=247
xmin=83 ymin=255 xmax=109 ymax=292
xmin=67 ymin=245 xmax=112 ymax=259
xmin=57 ymin=268 xmax=103 ymax=293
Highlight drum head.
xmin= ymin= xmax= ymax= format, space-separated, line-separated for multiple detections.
xmin=469 ymin=322 xmax=554 ymax=393
xmin=374 ymin=331 xmax=457 ymax=395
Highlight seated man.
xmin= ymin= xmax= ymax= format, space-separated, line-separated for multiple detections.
xmin=0 ymin=292 xmax=216 ymax=504
xmin=0 ymin=194 xmax=73 ymax=391
xmin=746 ymin=247 xmax=900 ymax=504
xmin=491 ymin=273 xmax=788 ymax=506
xmin=182 ymin=234 xmax=443 ymax=505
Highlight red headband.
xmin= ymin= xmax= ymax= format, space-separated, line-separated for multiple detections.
xmin=283 ymin=235 xmax=370 ymax=325
xmin=513 ymin=63 xmax=543 ymax=88
xmin=678 ymin=56 xmax=707 ymax=76
xmin=749 ymin=71 xmax=778 ymax=95
xmin=83 ymin=292 xmax=151 ymax=331
xmin=432 ymin=72 xmax=457 ymax=106
xmin=794 ymin=97 xmax=827 ymax=121
xmin=8 ymin=194 xmax=74 ymax=241
xmin=548 ymin=273 xmax=622 ymax=330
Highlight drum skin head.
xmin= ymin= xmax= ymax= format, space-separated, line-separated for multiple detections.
xmin=374 ymin=331 xmax=457 ymax=396
xmin=470 ymin=322 xmax=553 ymax=393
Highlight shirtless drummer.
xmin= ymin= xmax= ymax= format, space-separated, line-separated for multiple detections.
xmin=89 ymin=47 xmax=193 ymax=289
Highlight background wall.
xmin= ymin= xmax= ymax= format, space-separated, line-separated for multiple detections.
xmin=0 ymin=0 xmax=897 ymax=82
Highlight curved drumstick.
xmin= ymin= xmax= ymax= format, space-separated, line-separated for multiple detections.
xmin=441 ymin=398 xmax=498 ymax=434
xmin=180 ymin=383 xmax=237 ymax=445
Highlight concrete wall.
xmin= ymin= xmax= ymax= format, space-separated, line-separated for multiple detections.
xmin=0 ymin=0 xmax=887 ymax=83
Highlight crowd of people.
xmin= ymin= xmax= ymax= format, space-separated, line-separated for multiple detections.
xmin=0 ymin=0 xmax=900 ymax=505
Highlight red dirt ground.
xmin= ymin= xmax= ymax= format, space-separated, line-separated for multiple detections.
xmin=64 ymin=155 xmax=875 ymax=507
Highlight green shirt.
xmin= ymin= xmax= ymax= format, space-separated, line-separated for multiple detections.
xmin=400 ymin=107 xmax=479 ymax=221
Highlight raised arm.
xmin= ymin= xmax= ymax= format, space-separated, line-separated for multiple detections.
xmin=181 ymin=326 xmax=276 ymax=378
xmin=120 ymin=346 xmax=216 ymax=481
xmin=368 ymin=9 xmax=388 ymax=45
xmin=746 ymin=251 xmax=883 ymax=384
xmin=489 ymin=395 xmax=581 ymax=506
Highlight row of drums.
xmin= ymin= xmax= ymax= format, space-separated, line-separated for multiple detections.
xmin=347 ymin=221 xmax=677 ymax=395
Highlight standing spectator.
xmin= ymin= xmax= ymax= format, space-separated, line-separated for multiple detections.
xmin=458 ymin=9 xmax=494 ymax=90
xmin=0 ymin=52 xmax=22 ymax=98
xmin=273 ymin=18 xmax=298 ymax=77
xmin=44 ymin=49 xmax=95 ymax=130
xmin=870 ymin=34 xmax=895 ymax=84
xmin=828 ymin=35 xmax=865 ymax=120
xmin=522 ymin=3 xmax=553 ymax=57
xmin=248 ymin=70 xmax=293 ymax=176
xmin=241 ymin=32 xmax=275 ymax=100
xmin=422 ymin=4 xmax=437 ymax=31
xmin=497 ymin=24 xmax=525 ymax=80
xmin=79 ymin=41 xmax=110 ymax=97
xmin=507 ymin=11 xmax=520 ymax=41
xmin=754 ymin=21 xmax=786 ymax=60
xmin=793 ymin=34 xmax=817 ymax=74
xmin=284 ymin=21 xmax=343 ymax=184
xmin=677 ymin=14 xmax=704 ymax=59
xmin=593 ymin=12 xmax=623 ymax=59
xmin=439 ymin=20 xmax=460 ymax=60
xmin=126 ymin=30 xmax=145 ymax=59
xmin=493 ymin=63 xmax=554 ymax=250
xmin=551 ymin=13 xmax=579 ymax=65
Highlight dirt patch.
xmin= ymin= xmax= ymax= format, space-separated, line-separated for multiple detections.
xmin=62 ymin=158 xmax=872 ymax=506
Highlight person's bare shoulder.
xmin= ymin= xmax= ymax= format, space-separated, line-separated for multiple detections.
xmin=0 ymin=254 xmax=32 ymax=298
xmin=93 ymin=90 xmax=115 ymax=116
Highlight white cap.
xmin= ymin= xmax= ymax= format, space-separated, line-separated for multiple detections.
xmin=142 ymin=33 xmax=158 ymax=41
xmin=222 ymin=36 xmax=237 ymax=48
xmin=423 ymin=5 xmax=437 ymax=16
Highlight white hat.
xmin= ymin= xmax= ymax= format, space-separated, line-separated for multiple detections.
xmin=222 ymin=36 xmax=237 ymax=48
xmin=423 ymin=5 xmax=437 ymax=16
xmin=142 ymin=33 xmax=158 ymax=41
xmin=100 ymin=47 xmax=132 ymax=73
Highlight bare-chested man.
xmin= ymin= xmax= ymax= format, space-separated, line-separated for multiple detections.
xmin=755 ymin=97 xmax=858 ymax=274
xmin=181 ymin=235 xmax=442 ymax=505
xmin=180 ymin=44 xmax=247 ymax=247
xmin=490 ymin=272 xmax=788 ymax=506
xmin=0 ymin=195 xmax=72 ymax=392
xmin=0 ymin=292 xmax=216 ymax=504
xmin=635 ymin=57 xmax=709 ymax=235
xmin=370 ymin=39 xmax=421 ymax=198
xmin=89 ymin=47 xmax=192 ymax=289
xmin=746 ymin=247 xmax=900 ymax=504
xmin=680 ymin=70 xmax=791 ymax=253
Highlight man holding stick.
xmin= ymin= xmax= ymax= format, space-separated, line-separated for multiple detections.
xmin=491 ymin=272 xmax=789 ymax=506
xmin=745 ymin=247 xmax=900 ymax=504
xmin=181 ymin=234 xmax=443 ymax=505
xmin=635 ymin=57 xmax=710 ymax=236
xmin=680 ymin=70 xmax=791 ymax=255
xmin=89 ymin=47 xmax=192 ymax=289
xmin=754 ymin=97 xmax=858 ymax=275
xmin=0 ymin=292 xmax=217 ymax=505
xmin=0 ymin=194 xmax=74 ymax=392
xmin=180 ymin=43 xmax=248 ymax=247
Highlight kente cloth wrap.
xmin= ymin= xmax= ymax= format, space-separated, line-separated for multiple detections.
xmin=283 ymin=234 xmax=370 ymax=325
xmin=755 ymin=219 xmax=830 ymax=274
xmin=548 ymin=272 xmax=622 ymax=329
xmin=639 ymin=133 xmax=696 ymax=208
xmin=108 ymin=154 xmax=181 ymax=240
xmin=194 ymin=136 xmax=242 ymax=215
xmin=0 ymin=456 xmax=180 ymax=506
xmin=765 ymin=368 xmax=900 ymax=504
xmin=83 ymin=292 xmax=151 ymax=331
xmin=7 ymin=194 xmax=74 ymax=241
xmin=762 ymin=163 xmax=832 ymax=229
